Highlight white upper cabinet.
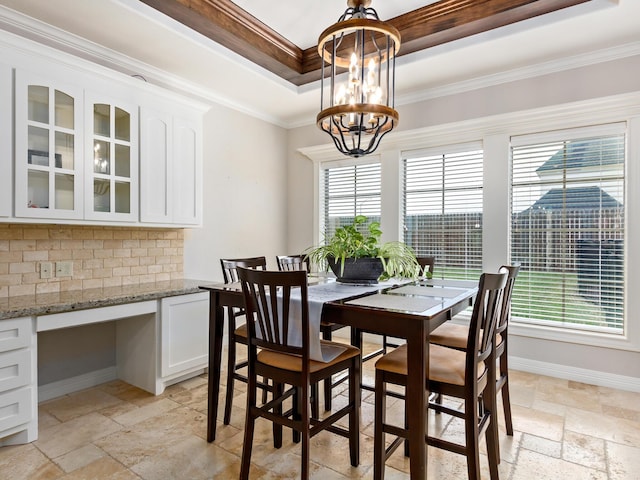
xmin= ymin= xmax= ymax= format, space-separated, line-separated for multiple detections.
xmin=84 ymin=92 xmax=138 ymax=222
xmin=4 ymin=33 xmax=204 ymax=227
xmin=14 ymin=69 xmax=83 ymax=220
xmin=0 ymin=63 xmax=10 ymax=218
xmin=140 ymin=107 xmax=202 ymax=226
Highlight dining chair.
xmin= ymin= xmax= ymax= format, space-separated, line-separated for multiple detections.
xmin=219 ymin=256 xmax=268 ymax=425
xmin=237 ymin=267 xmax=361 ymax=480
xmin=373 ymin=271 xmax=507 ymax=480
xmin=429 ymin=264 xmax=520 ymax=436
xmin=276 ymin=254 xmax=349 ymax=414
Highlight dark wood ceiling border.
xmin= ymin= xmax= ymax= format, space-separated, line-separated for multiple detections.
xmin=139 ymin=0 xmax=593 ymax=86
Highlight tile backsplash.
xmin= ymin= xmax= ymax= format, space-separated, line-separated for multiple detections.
xmin=0 ymin=224 xmax=184 ymax=297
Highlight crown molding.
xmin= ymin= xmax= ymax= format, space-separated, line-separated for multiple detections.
xmin=0 ymin=4 xmax=288 ymax=126
xmin=139 ymin=0 xmax=594 ymax=86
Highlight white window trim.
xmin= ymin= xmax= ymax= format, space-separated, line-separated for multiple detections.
xmin=299 ymin=91 xmax=640 ymax=352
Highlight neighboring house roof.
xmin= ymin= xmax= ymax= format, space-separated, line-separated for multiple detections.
xmin=522 ymin=186 xmax=621 ymax=213
xmin=536 ymin=138 xmax=624 ymax=173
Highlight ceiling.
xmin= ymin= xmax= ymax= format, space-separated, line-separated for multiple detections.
xmin=0 ymin=0 xmax=639 ymax=128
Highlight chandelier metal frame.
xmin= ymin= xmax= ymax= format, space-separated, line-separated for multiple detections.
xmin=317 ymin=0 xmax=401 ymax=158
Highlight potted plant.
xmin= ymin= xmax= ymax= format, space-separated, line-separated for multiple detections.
xmin=304 ymin=215 xmax=420 ymax=284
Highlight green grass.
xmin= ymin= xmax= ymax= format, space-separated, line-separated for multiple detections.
xmin=433 ymin=266 xmax=623 ymax=331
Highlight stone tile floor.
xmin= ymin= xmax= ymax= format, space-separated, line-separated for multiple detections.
xmin=2 ymin=342 xmax=640 ymax=479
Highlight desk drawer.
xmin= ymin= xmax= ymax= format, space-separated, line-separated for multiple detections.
xmin=0 ymin=349 xmax=32 ymax=392
xmin=0 ymin=317 xmax=31 ymax=353
xmin=0 ymin=387 xmax=32 ymax=433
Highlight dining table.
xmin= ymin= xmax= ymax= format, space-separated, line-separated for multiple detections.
xmin=200 ymin=275 xmax=477 ymax=480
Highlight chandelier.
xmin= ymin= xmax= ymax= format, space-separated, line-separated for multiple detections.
xmin=317 ymin=0 xmax=401 ymax=158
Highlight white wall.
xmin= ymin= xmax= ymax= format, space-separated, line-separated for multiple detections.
xmin=184 ymin=103 xmax=289 ymax=281
xmin=287 ymin=53 xmax=640 ymax=390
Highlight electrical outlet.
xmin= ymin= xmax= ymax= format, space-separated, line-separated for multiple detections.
xmin=55 ymin=261 xmax=73 ymax=277
xmin=40 ymin=262 xmax=53 ymax=279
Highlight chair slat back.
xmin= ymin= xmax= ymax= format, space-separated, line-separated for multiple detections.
xmin=467 ymin=271 xmax=508 ymax=381
xmin=220 ymin=256 xmax=267 ymax=284
xmin=417 ymin=256 xmax=435 ymax=276
xmin=238 ymin=267 xmax=309 ymax=358
xmin=496 ymin=264 xmax=520 ymax=336
xmin=276 ymin=255 xmax=310 ymax=273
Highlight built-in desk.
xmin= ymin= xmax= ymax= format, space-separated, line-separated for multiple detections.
xmin=0 ymin=279 xmax=211 ymax=446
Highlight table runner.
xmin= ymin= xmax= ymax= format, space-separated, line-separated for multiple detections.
xmin=276 ymin=281 xmax=386 ymax=362
xmin=390 ymin=285 xmax=465 ymax=298
xmin=345 ymin=293 xmax=441 ymax=312
xmin=421 ymin=278 xmax=477 ymax=288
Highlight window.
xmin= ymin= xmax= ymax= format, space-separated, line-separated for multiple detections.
xmin=402 ymin=145 xmax=483 ymax=280
xmin=321 ymin=162 xmax=381 ymax=241
xmin=510 ymin=125 xmax=625 ymax=333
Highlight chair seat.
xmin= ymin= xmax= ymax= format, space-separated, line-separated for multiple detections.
xmin=430 ymin=323 xmax=503 ymax=350
xmin=375 ymin=343 xmax=484 ymax=387
xmin=258 ymin=340 xmax=360 ymax=373
xmin=234 ymin=323 xmax=248 ymax=338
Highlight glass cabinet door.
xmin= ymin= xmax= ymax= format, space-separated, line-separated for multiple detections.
xmin=85 ymin=94 xmax=138 ymax=221
xmin=14 ymin=70 xmax=83 ymax=219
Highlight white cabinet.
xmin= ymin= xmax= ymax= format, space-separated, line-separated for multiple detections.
xmin=84 ymin=92 xmax=138 ymax=222
xmin=14 ymin=74 xmax=141 ymax=224
xmin=160 ymin=292 xmax=209 ymax=378
xmin=1 ymin=63 xmax=10 ymax=218
xmin=14 ymin=69 xmax=84 ymax=220
xmin=0 ymin=317 xmax=37 ymax=446
xmin=140 ymin=107 xmax=202 ymax=226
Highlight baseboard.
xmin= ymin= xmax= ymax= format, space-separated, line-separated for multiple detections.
xmin=509 ymin=356 xmax=640 ymax=393
xmin=38 ymin=367 xmax=118 ymax=403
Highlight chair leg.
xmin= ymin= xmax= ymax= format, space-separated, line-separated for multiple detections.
xmin=300 ymin=383 xmax=311 ymax=480
xmin=293 ymin=387 xmax=301 ymax=444
xmin=322 ymin=328 xmax=333 ymax=412
xmin=349 ymin=358 xmax=361 ymax=467
xmin=373 ymin=369 xmax=387 ymax=480
xmin=261 ymin=376 xmax=269 ymax=404
xmin=485 ymin=412 xmax=500 ymax=480
xmin=239 ymin=372 xmax=257 ymax=480
xmin=464 ymin=395 xmax=483 ymax=480
xmin=311 ymin=383 xmax=319 ymax=419
xmin=223 ymin=333 xmax=237 ymax=425
xmin=273 ymin=382 xmax=283 ymax=448
xmin=500 ymin=354 xmax=514 ymax=435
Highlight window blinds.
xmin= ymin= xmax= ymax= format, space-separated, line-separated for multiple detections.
xmin=322 ymin=162 xmax=381 ymax=241
xmin=402 ymin=146 xmax=483 ymax=280
xmin=510 ymin=127 xmax=625 ymax=332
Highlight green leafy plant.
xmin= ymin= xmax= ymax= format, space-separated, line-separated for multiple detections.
xmin=305 ymin=215 xmax=420 ymax=280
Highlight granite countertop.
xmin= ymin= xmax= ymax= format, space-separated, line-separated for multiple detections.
xmin=0 ymin=279 xmax=215 ymax=320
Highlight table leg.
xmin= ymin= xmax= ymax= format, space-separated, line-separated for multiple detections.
xmin=406 ymin=328 xmax=428 ymax=479
xmin=207 ymin=292 xmax=225 ymax=442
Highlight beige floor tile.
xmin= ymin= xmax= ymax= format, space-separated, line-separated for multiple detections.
xmin=0 ymin=443 xmax=63 ymax=479
xmin=607 ymin=440 xmax=640 ymax=479
xmin=521 ymin=433 xmax=562 ymax=458
xmin=59 ymin=456 xmax=139 ymax=480
xmin=562 ymin=430 xmax=607 ymax=471
xmin=511 ymin=404 xmax=565 ymax=442
xmin=565 ymin=407 xmax=640 ymax=447
xmin=511 ymin=449 xmax=608 ymax=480
xmin=111 ymin=397 xmax=180 ymax=426
xmin=131 ymin=434 xmax=240 ymax=480
xmin=40 ymin=388 xmax=123 ymax=423
xmin=95 ymin=406 xmax=207 ymax=467
xmin=35 ymin=412 xmax=122 ymax=459
xmin=53 ymin=444 xmax=106 ymax=473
